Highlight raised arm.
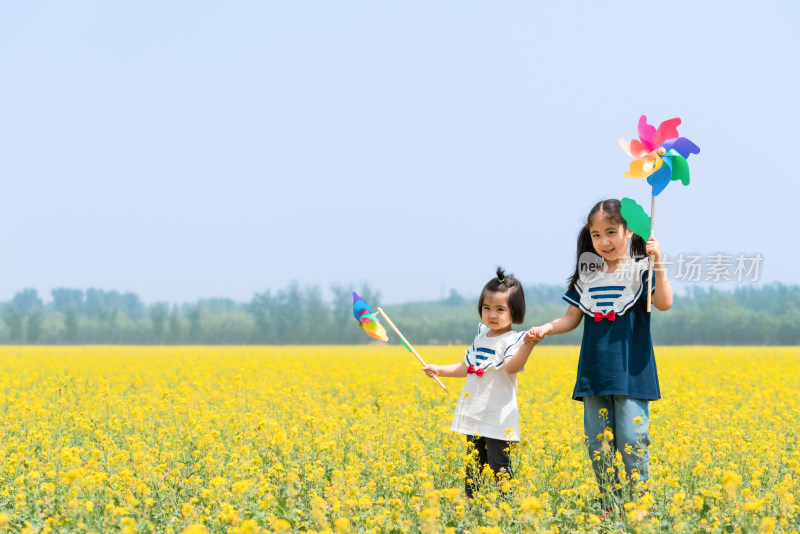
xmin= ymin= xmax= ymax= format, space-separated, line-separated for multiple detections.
xmin=423 ymin=361 xmax=468 ymax=378
xmin=647 ymin=237 xmax=673 ymax=311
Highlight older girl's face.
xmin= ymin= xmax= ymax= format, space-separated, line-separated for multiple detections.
xmin=589 ymin=213 xmax=633 ymax=266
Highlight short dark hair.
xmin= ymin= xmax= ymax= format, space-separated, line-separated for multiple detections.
xmin=477 ymin=267 xmax=526 ymax=324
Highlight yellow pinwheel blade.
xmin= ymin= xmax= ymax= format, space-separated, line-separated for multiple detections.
xmin=624 ymin=155 xmax=663 ymax=179
xmin=363 ymin=320 xmax=388 ymax=342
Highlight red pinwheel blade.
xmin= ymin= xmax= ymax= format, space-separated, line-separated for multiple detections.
xmin=653 ymin=118 xmax=681 ymax=146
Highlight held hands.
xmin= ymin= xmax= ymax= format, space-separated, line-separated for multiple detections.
xmin=524 ymin=325 xmax=551 ymax=344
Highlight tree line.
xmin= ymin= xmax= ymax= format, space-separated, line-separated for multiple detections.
xmin=1 ymin=283 xmax=798 ymax=345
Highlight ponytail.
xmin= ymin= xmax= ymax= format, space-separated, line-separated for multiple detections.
xmin=630 ymin=234 xmax=647 ymax=261
xmin=567 ymin=225 xmax=596 ymax=290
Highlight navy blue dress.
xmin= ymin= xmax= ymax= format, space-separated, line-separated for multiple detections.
xmin=563 ymin=259 xmax=660 ymax=401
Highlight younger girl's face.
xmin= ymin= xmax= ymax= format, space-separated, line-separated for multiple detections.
xmin=481 ymin=290 xmax=512 ymax=334
xmin=589 ymin=213 xmax=633 ymax=264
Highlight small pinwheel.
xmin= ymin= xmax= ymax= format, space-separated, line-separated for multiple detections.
xmin=352 ymin=292 xmax=388 ymax=342
xmin=620 ymin=115 xmax=700 ymax=196
xmin=351 ymin=291 xmax=448 ymax=392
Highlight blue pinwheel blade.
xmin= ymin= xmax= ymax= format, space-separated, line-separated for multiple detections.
xmin=352 ymin=292 xmax=375 ymax=320
xmin=647 ymin=157 xmax=673 ymax=196
xmin=660 ymin=137 xmax=700 ymax=159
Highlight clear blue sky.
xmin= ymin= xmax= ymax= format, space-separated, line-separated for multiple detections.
xmin=1 ymin=2 xmax=797 ymax=304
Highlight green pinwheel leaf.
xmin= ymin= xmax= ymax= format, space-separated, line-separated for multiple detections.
xmin=667 ymin=149 xmax=690 ymax=186
xmin=621 ymin=197 xmax=651 ymax=241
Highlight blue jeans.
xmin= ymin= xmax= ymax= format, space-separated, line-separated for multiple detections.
xmin=583 ymin=396 xmax=650 ymax=501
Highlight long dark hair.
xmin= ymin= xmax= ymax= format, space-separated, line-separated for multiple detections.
xmin=567 ymin=199 xmax=647 ymax=290
xmin=478 ymin=267 xmax=526 ymax=324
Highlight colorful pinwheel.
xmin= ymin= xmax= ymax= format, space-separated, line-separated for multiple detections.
xmin=619 ymin=115 xmax=700 ymax=311
xmin=352 ymin=292 xmax=388 ymax=342
xmin=351 ymin=291 xmax=449 ymax=392
xmin=620 ymin=115 xmax=700 ymax=196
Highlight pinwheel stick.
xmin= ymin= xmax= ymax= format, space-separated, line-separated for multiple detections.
xmin=647 ymin=195 xmax=655 ymax=312
xmin=376 ymin=307 xmax=449 ymax=393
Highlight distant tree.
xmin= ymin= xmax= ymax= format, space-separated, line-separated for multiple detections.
xmin=85 ymin=289 xmax=108 ymax=320
xmin=64 ymin=303 xmax=79 ymax=342
xmin=186 ymin=305 xmax=203 ymax=343
xmin=168 ymin=305 xmax=183 ymax=344
xmin=150 ymin=303 xmax=168 ymax=344
xmin=304 ymin=285 xmax=330 ymax=343
xmin=248 ymin=290 xmax=275 ymax=343
xmin=52 ymin=288 xmax=84 ymax=314
xmin=273 ymin=282 xmax=305 ymax=343
xmin=25 ymin=305 xmax=44 ymax=344
xmin=106 ymin=308 xmax=119 ymax=342
xmin=12 ymin=289 xmax=43 ymax=316
xmin=442 ymin=289 xmax=465 ymax=306
xmin=3 ymin=304 xmax=24 ymax=343
xmin=121 ymin=292 xmax=144 ymax=321
xmin=198 ymin=298 xmax=240 ymax=314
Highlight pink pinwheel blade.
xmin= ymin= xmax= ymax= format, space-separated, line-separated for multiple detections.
xmin=653 ymin=118 xmax=681 ymax=146
xmin=637 ymin=115 xmax=657 ymax=152
xmin=629 ymin=139 xmax=651 ymax=159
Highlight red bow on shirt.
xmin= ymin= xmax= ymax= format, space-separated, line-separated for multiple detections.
xmin=594 ymin=310 xmax=616 ymax=322
xmin=467 ymin=365 xmax=485 ymax=377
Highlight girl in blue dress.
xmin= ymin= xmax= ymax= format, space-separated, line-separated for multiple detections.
xmin=527 ymin=199 xmax=673 ymax=508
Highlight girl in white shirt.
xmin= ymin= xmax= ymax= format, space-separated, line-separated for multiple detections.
xmin=423 ymin=268 xmax=538 ymax=498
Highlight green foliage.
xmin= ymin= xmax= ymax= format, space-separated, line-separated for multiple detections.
xmin=12 ymin=288 xmax=43 ymax=316
xmin=0 ymin=283 xmax=796 ymax=345
xmin=150 ymin=303 xmax=168 ymax=344
xmin=63 ymin=303 xmax=79 ymax=342
xmin=25 ymin=306 xmax=44 ymax=344
xmin=3 ymin=304 xmax=24 ymax=343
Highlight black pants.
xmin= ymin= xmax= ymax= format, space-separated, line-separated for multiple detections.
xmin=465 ymin=435 xmax=513 ymax=498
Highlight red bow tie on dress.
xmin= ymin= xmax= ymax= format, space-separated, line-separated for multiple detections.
xmin=467 ymin=365 xmax=485 ymax=377
xmin=594 ymin=310 xmax=616 ymax=322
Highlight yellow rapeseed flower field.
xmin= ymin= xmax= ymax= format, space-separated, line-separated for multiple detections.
xmin=0 ymin=346 xmax=798 ymax=533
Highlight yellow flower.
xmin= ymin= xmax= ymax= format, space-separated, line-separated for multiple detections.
xmin=521 ymin=497 xmax=542 ymax=515
xmin=333 ymin=517 xmax=351 ymax=533
xmin=759 ymin=517 xmax=776 ymax=534
xmin=721 ymin=470 xmax=742 ymax=497
xmin=64 ymin=468 xmax=82 ymax=483
xmin=271 ymin=519 xmax=291 ymax=532
xmin=236 ymin=519 xmax=261 ymax=534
